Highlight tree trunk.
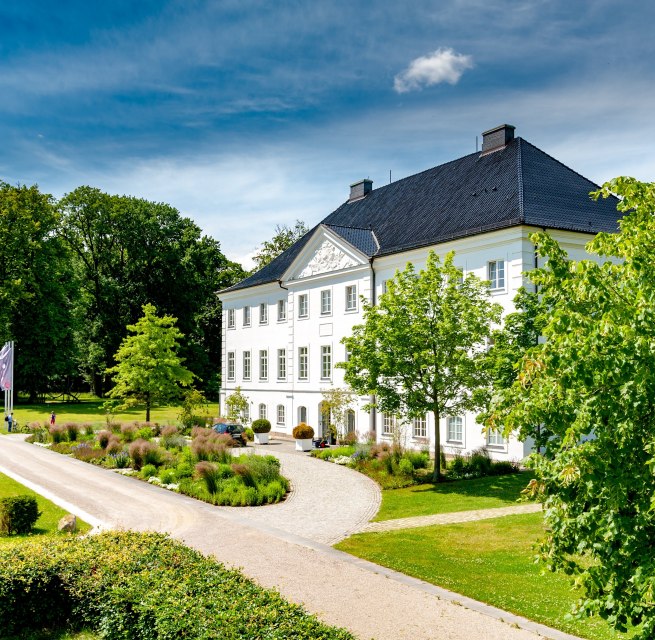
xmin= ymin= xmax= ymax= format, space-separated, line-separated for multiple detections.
xmin=432 ymin=406 xmax=442 ymax=483
xmin=145 ymin=392 xmax=151 ymax=423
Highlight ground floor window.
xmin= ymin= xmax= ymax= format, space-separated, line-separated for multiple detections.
xmin=413 ymin=416 xmax=427 ymax=438
xmin=447 ymin=416 xmax=463 ymax=442
xmin=347 ymin=409 xmax=356 ymax=433
xmin=277 ymin=404 xmax=285 ymax=425
xmin=487 ymin=428 xmax=505 ymax=446
xmin=298 ymin=406 xmax=307 ymax=424
xmin=382 ymin=414 xmax=396 ymax=435
xmin=242 ymin=404 xmax=250 ymax=423
xmin=259 ymin=403 xmax=267 ymax=420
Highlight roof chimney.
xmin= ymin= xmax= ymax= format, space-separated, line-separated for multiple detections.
xmin=349 ymin=179 xmax=373 ymax=202
xmin=481 ymin=124 xmax=515 ymax=155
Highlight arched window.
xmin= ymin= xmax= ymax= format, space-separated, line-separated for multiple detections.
xmin=347 ymin=410 xmax=356 ymax=433
xmin=259 ymin=403 xmax=267 ymax=420
xmin=277 ymin=404 xmax=285 ymax=425
xmin=318 ymin=401 xmax=330 ymax=437
xmin=298 ymin=406 xmax=307 ymax=424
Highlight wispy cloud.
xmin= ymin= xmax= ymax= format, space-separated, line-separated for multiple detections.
xmin=394 ymin=47 xmax=473 ymax=93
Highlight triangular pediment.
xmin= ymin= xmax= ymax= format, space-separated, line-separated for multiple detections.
xmin=285 ymin=226 xmax=367 ymax=281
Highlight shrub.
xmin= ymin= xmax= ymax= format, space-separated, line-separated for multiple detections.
xmin=231 ymin=463 xmax=256 ymax=488
xmin=120 ymin=423 xmax=138 ymax=442
xmin=108 ymin=451 xmax=130 ymax=469
xmin=50 ymin=442 xmax=73 ymax=455
xmin=105 ymin=435 xmax=123 ymax=455
xmin=468 ymin=448 xmax=493 ymax=477
xmin=128 ymin=439 xmax=161 ymax=470
xmin=97 ymin=430 xmax=111 ymax=449
xmin=489 ymin=460 xmax=520 ymax=476
xmin=340 ymin=431 xmax=358 ymax=446
xmin=244 ymin=427 xmax=254 ymax=442
xmin=49 ymin=425 xmax=66 ymax=444
xmin=0 ymin=532 xmax=355 ymax=639
xmin=140 ymin=464 xmax=158 ymax=479
xmin=159 ymin=468 xmax=176 ymax=485
xmin=0 ymin=496 xmax=40 ymax=535
xmin=64 ymin=423 xmax=80 ymax=442
xmin=175 ymin=461 xmax=194 ymax=480
xmin=292 ymin=423 xmax=314 ymax=439
xmin=71 ymin=442 xmax=104 ymax=462
xmin=405 ymin=450 xmax=429 ymax=469
xmin=135 ymin=426 xmax=153 ymax=441
xmin=398 ymin=457 xmax=414 ymax=476
xmin=251 ymin=418 xmax=271 ymax=434
xmin=82 ymin=423 xmax=94 ymax=436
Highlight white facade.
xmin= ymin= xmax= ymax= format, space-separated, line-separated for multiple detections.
xmin=219 ymin=222 xmax=596 ymax=462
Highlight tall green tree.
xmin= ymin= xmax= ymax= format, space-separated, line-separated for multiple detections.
xmin=106 ymin=304 xmax=194 ymax=421
xmin=252 ymin=220 xmax=308 ymax=271
xmin=0 ymin=182 xmax=78 ymax=399
xmin=486 ymin=178 xmax=655 ymax=639
xmin=341 ymin=251 xmax=501 ymax=481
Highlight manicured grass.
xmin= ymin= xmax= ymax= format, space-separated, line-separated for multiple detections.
xmin=336 ymin=512 xmax=632 ymax=640
xmin=2 ymin=394 xmax=219 ymax=432
xmin=373 ymin=471 xmax=534 ymax=521
xmin=0 ymin=472 xmax=91 ymax=543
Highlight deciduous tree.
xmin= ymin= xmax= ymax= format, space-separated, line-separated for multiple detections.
xmin=341 ymin=251 xmax=501 ymax=481
xmin=486 ymin=178 xmax=655 ymax=638
xmin=252 ymin=220 xmax=308 ymax=271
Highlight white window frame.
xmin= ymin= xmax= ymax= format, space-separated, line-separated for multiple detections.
xmin=277 ymin=404 xmax=285 ymax=425
xmin=242 ymin=351 xmax=251 ymax=381
xmin=277 ymin=299 xmax=287 ymax=322
xmin=243 ymin=306 xmax=251 ymax=327
xmin=347 ymin=410 xmax=356 ymax=433
xmin=259 ymin=350 xmax=268 ymax=381
xmin=242 ymin=404 xmax=250 ymax=423
xmin=227 ymin=309 xmax=235 ymax=329
xmin=320 ymin=345 xmax=332 ymax=381
xmin=298 ymin=406 xmax=307 ymax=424
xmin=382 ymin=414 xmax=396 ymax=436
xmin=345 ymin=285 xmax=357 ymax=312
xmin=488 ymin=260 xmax=505 ymax=290
xmin=298 ymin=346 xmax=308 ymax=381
xmin=446 ymin=416 xmax=463 ymax=442
xmin=413 ymin=416 xmax=427 ymax=439
xmin=227 ymin=352 xmax=235 ymax=381
xmin=320 ymin=289 xmax=332 ymax=316
xmin=488 ymin=428 xmax=505 ymax=446
xmin=259 ymin=302 xmax=268 ymax=325
xmin=277 ymin=348 xmax=286 ymax=380
xmin=259 ymin=403 xmax=267 ymax=420
xmin=298 ymin=293 xmax=309 ymax=318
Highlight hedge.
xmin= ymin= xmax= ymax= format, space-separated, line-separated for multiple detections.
xmin=0 ymin=531 xmax=354 ymax=640
xmin=0 ymin=495 xmax=40 ymax=535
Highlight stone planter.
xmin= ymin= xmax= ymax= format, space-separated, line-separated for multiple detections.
xmin=295 ymin=438 xmax=312 ymax=452
xmin=254 ymin=432 xmax=269 ymax=445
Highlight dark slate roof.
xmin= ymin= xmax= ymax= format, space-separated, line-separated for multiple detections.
xmin=223 ymin=137 xmax=620 ymax=293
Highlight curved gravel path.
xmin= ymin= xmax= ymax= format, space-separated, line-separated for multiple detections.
xmin=0 ymin=435 xmax=580 ymax=640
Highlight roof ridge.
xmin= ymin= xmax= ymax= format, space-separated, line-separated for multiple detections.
xmin=326 ymin=223 xmax=373 ymax=231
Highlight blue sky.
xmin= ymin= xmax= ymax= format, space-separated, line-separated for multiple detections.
xmin=1 ymin=1 xmax=654 ymax=267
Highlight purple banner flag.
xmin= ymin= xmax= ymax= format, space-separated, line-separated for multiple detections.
xmin=0 ymin=342 xmax=12 ymax=391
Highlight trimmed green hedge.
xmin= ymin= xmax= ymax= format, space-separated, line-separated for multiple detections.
xmin=0 ymin=495 xmax=40 ymax=535
xmin=0 ymin=531 xmax=354 ymax=639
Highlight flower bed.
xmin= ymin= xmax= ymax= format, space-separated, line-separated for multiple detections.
xmin=25 ymin=422 xmax=288 ymax=507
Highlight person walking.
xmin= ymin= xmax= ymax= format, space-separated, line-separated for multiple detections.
xmin=50 ymin=411 xmax=56 ymax=427
xmin=5 ymin=413 xmax=12 ymax=432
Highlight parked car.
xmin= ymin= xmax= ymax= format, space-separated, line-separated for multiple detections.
xmin=212 ymin=422 xmax=247 ymax=446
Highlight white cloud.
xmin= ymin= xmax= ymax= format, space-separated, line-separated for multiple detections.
xmin=394 ymin=47 xmax=474 ymax=93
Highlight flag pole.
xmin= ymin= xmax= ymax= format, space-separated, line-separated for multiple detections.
xmin=9 ymin=341 xmax=14 ymax=416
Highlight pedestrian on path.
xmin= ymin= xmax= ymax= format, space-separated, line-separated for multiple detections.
xmin=50 ymin=411 xmax=56 ymax=427
xmin=4 ymin=413 xmax=13 ymax=432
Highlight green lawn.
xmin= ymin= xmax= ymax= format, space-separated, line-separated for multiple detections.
xmin=374 ymin=471 xmax=534 ymax=521
xmin=0 ymin=472 xmax=91 ymax=543
xmin=336 ymin=512 xmax=632 ymax=640
xmin=2 ymin=394 xmax=219 ymax=433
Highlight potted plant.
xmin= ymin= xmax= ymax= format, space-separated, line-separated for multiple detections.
xmin=292 ymin=423 xmax=314 ymax=452
xmin=251 ymin=418 xmax=271 ymax=445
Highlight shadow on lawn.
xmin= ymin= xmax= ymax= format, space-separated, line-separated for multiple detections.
xmin=413 ymin=471 xmax=535 ymax=502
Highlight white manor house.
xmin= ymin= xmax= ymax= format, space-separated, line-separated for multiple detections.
xmin=218 ymin=124 xmax=620 ymax=460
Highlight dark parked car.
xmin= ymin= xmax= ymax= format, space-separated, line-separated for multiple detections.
xmin=212 ymin=422 xmax=247 ymax=446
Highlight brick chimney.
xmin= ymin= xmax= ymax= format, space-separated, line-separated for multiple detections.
xmin=481 ymin=124 xmax=515 ymax=155
xmin=349 ymin=179 xmax=373 ymax=202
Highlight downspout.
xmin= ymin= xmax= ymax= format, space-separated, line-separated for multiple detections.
xmin=369 ymin=257 xmax=377 ymax=436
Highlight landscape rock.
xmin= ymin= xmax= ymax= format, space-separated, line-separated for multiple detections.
xmin=58 ymin=513 xmax=77 ymax=533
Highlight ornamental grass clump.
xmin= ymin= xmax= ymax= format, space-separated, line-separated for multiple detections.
xmin=128 ymin=439 xmax=161 ymax=470
xmin=292 ymin=423 xmax=314 ymax=439
xmin=120 ymin=423 xmax=137 ymax=443
xmin=71 ymin=442 xmax=104 ymax=462
xmin=64 ymin=423 xmax=79 ymax=442
xmin=194 ymin=461 xmax=222 ymax=494
xmin=49 ymin=425 xmax=66 ymax=444
xmin=191 ymin=429 xmax=233 ymax=463
xmin=97 ymin=430 xmax=111 ymax=449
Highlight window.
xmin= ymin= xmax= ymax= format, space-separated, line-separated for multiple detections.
xmin=344 ymin=345 xmax=351 ymax=362
xmin=243 ymin=306 xmax=251 ymax=327
xmin=488 ymin=260 xmax=505 ymax=290
xmin=277 ymin=348 xmax=286 ymax=380
xmin=277 ymin=404 xmax=285 ymax=425
xmin=259 ymin=303 xmax=268 ymax=324
xmin=227 ymin=352 xmax=235 ymax=381
xmin=413 ymin=416 xmax=427 ymax=438
xmin=298 ymin=293 xmax=309 ymax=318
xmin=242 ymin=351 xmax=251 ymax=380
xmin=319 ymin=401 xmax=330 ymax=437
xmin=259 ymin=403 xmax=267 ymax=420
xmin=321 ymin=345 xmax=332 ymax=380
xmin=320 ymin=289 xmax=332 ymax=315
xmin=488 ymin=428 xmax=505 ymax=446
xmin=382 ymin=414 xmax=396 ymax=436
xmin=447 ymin=416 xmax=463 ymax=442
xmin=381 ymin=280 xmax=387 ymax=294
xmin=277 ymin=299 xmax=287 ymax=322
xmin=242 ymin=404 xmax=250 ymax=423
xmin=345 ymin=285 xmax=357 ymax=311
xmin=227 ymin=309 xmax=235 ymax=329
xmin=298 ymin=347 xmax=308 ymax=380
xmin=298 ymin=406 xmax=307 ymax=424
xmin=259 ymin=350 xmax=268 ymax=381
xmin=347 ymin=410 xmax=356 ymax=433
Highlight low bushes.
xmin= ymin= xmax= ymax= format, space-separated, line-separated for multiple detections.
xmin=446 ymin=448 xmax=519 ymax=480
xmin=0 ymin=496 xmax=40 ymax=535
xmin=0 ymin=531 xmax=355 ymax=639
xmin=251 ymin=418 xmax=271 ymax=434
xmin=293 ymin=423 xmax=314 ymax=439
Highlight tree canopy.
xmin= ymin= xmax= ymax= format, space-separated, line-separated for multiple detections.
xmin=486 ymin=178 xmax=655 ymax=638
xmin=106 ymin=304 xmax=195 ymax=421
xmin=252 ymin=220 xmax=308 ymax=271
xmin=341 ymin=251 xmax=501 ymax=481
